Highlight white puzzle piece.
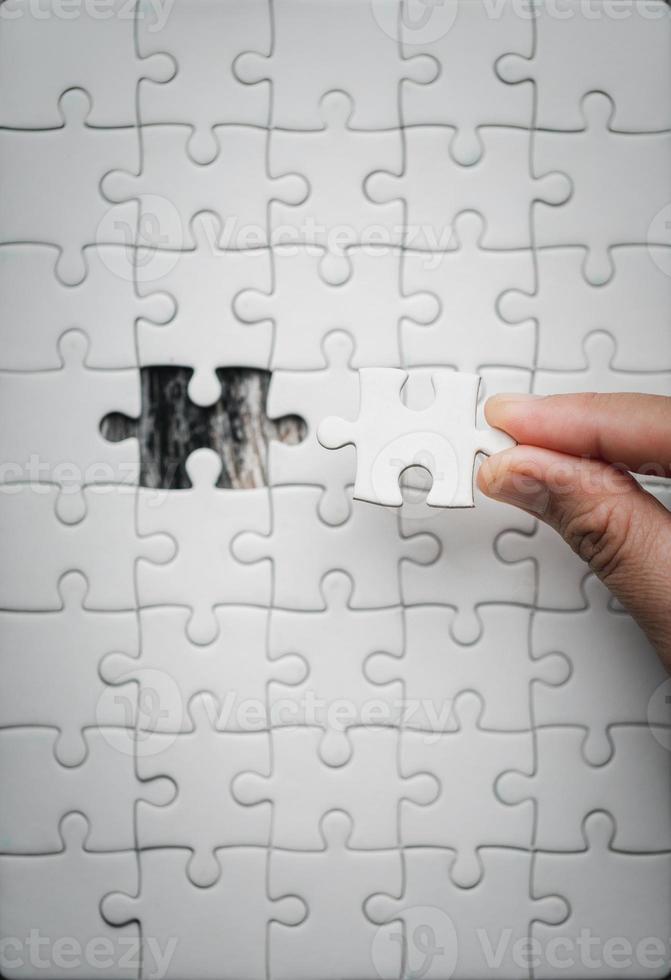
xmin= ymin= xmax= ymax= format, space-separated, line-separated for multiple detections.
xmin=137 ymin=212 xmax=273 ymax=405
xmin=500 ymin=245 xmax=671 ymax=371
xmin=401 ymin=214 xmax=535 ymax=371
xmin=367 ymin=848 xmax=567 ymax=980
xmin=232 ymin=487 xmax=439 ymax=610
xmin=534 ymin=813 xmax=671 ymax=980
xmin=366 ymin=604 xmax=568 ymax=733
xmin=0 ymin=727 xmax=173 ymax=854
xmin=497 ymin=726 xmax=671 ymax=853
xmin=534 ymin=332 xmax=671 ymax=398
xmin=0 ymin=814 xmax=139 ymax=980
xmin=400 ymin=693 xmax=534 ymax=887
xmin=0 ymin=482 xmax=174 ymax=612
xmin=268 ymin=571 xmax=404 ymax=766
xmin=533 ymin=93 xmax=671 ymax=285
xmin=318 ymin=369 xmax=514 ymax=508
xmin=136 ymin=694 xmax=272 ymax=887
xmin=497 ymin=0 xmax=671 ymax=133
xmin=0 ymin=89 xmax=138 ymax=286
xmin=137 ymin=449 xmax=271 ymax=642
xmin=234 ymin=244 xmax=438 ymax=371
xmin=0 ymin=573 xmax=137 ymax=767
xmin=366 ymin=127 xmax=570 ymax=251
xmin=266 ymin=331 xmax=359 ymax=525
xmin=0 ymin=0 xmax=174 ymax=129
xmin=102 ymin=847 xmax=305 ymax=980
xmin=234 ymin=0 xmax=437 ymax=130
xmin=532 ymin=576 xmax=671 ymax=765
xmin=0 ymin=330 xmax=139 ymax=524
xmin=270 ymin=812 xmax=402 ymax=980
xmin=138 ymin=0 xmax=271 ymax=162
xmin=400 ymin=0 xmax=533 ymax=162
xmin=102 ymin=124 xmax=307 ymax=252
xmin=101 ymin=605 xmax=305 ymax=735
xmin=0 ymin=243 xmax=174 ymax=371
xmin=269 ymin=92 xmax=404 ymax=284
xmin=233 ymin=726 xmax=438 ymax=851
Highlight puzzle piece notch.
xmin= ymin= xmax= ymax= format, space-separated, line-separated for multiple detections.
xmin=269 ymin=570 xmax=404 ymax=766
xmin=138 ymin=448 xmax=271 ymax=642
xmin=0 ymin=0 xmax=176 ymax=128
xmin=365 ymin=127 xmax=571 ymax=251
xmin=319 ymin=369 xmax=515 ymax=508
xmin=101 ymin=606 xmax=305 ymax=735
xmin=0 ymin=329 xmax=140 ymax=525
xmin=534 ymin=811 xmax=671 ymax=980
xmin=500 ymin=245 xmax=671 ymax=373
xmin=269 ymin=810 xmax=402 ymax=980
xmin=136 ymin=693 xmax=273 ymax=888
xmin=401 ymin=211 xmax=536 ymax=372
xmin=0 ymin=570 xmax=138 ymax=767
xmin=366 ymin=848 xmax=568 ymax=980
xmin=233 ymin=726 xmax=438 ymax=850
xmin=233 ymin=0 xmax=437 ymax=130
xmin=137 ymin=210 xmax=273 ymax=407
xmin=102 ymin=847 xmax=305 ymax=980
xmin=269 ymin=91 xmax=404 ymax=286
xmin=533 ymin=92 xmax=671 ymax=286
xmin=137 ymin=0 xmax=271 ymax=163
xmin=366 ymin=604 xmax=568 ymax=733
xmin=0 ymin=88 xmax=139 ymax=287
xmin=232 ymin=486 xmax=439 ymax=610
xmin=102 ymin=124 xmax=307 ymax=252
xmin=267 ymin=330 xmax=360 ymax=525
xmin=496 ymin=725 xmax=671 ymax=852
xmin=1 ymin=727 xmax=174 ymax=854
xmin=0 ymin=812 xmax=139 ymax=980
xmin=534 ymin=331 xmax=671 ymax=397
xmin=495 ymin=0 xmax=671 ymax=133
xmin=401 ymin=692 xmax=534 ymax=887
xmin=532 ymin=575 xmax=671 ymax=766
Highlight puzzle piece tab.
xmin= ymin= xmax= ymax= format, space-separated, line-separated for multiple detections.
xmin=137 ymin=449 xmax=271 ymax=643
xmin=319 ymin=369 xmax=514 ymax=508
xmin=234 ymin=0 xmax=437 ymax=130
xmin=232 ymin=487 xmax=439 ymax=609
xmin=0 ymin=330 xmax=139 ymax=523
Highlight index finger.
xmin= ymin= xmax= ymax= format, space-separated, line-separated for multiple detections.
xmin=485 ymin=392 xmax=671 ymax=478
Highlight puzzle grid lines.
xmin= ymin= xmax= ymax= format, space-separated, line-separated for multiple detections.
xmin=1 ymin=1 xmax=671 ymax=978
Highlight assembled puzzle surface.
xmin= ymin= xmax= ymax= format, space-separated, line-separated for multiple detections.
xmin=1 ymin=1 xmax=671 ymax=978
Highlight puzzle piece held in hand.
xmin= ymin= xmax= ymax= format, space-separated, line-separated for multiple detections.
xmin=0 ymin=330 xmax=139 ymax=524
xmin=318 ymin=369 xmax=514 ymax=508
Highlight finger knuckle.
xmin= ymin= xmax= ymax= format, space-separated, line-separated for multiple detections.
xmin=559 ymin=495 xmax=636 ymax=582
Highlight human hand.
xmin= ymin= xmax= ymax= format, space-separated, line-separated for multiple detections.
xmin=478 ymin=393 xmax=671 ymax=670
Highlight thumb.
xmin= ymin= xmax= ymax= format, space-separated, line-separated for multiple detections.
xmin=478 ymin=446 xmax=671 ymax=668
